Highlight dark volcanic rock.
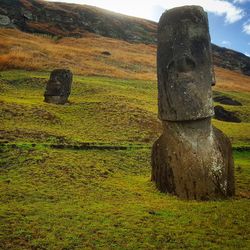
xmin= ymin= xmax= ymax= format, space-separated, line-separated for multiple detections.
xmin=213 ymin=95 xmax=242 ymax=106
xmin=152 ymin=6 xmax=235 ymax=200
xmin=44 ymin=69 xmax=72 ymax=105
xmin=214 ymin=105 xmax=241 ymax=123
xmin=101 ymin=51 xmax=111 ymax=56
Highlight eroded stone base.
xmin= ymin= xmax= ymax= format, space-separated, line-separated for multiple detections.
xmin=44 ymin=95 xmax=68 ymax=105
xmin=151 ymin=119 xmax=235 ymax=200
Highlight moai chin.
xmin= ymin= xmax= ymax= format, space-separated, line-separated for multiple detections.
xmin=44 ymin=69 xmax=72 ymax=105
xmin=152 ymin=6 xmax=235 ymax=200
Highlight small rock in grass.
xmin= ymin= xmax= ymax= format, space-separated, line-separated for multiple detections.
xmin=101 ymin=51 xmax=111 ymax=56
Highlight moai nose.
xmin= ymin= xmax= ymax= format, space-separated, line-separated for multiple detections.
xmin=176 ymin=57 xmax=196 ymax=73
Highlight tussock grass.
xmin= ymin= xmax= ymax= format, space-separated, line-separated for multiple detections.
xmin=1 ymin=29 xmax=250 ymax=92
xmin=0 ymin=29 xmax=156 ymax=80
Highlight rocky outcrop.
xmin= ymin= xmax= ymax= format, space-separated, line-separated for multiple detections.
xmin=0 ymin=0 xmax=249 ymax=76
xmin=0 ymin=0 xmax=157 ymax=43
xmin=212 ymin=44 xmax=250 ymax=76
xmin=152 ymin=6 xmax=235 ymax=200
xmin=44 ymin=69 xmax=72 ymax=105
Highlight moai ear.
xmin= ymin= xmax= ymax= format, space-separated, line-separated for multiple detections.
xmin=211 ymin=67 xmax=216 ymax=86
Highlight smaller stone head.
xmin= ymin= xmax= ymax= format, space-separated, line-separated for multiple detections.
xmin=157 ymin=6 xmax=215 ymax=121
xmin=44 ymin=69 xmax=72 ymax=104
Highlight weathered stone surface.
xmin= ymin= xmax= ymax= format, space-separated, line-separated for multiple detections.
xmin=21 ymin=9 xmax=33 ymax=20
xmin=213 ymin=95 xmax=242 ymax=106
xmin=0 ymin=14 xmax=10 ymax=26
xmin=0 ymin=7 xmax=8 ymax=15
xmin=152 ymin=120 xmax=235 ymax=200
xmin=44 ymin=69 xmax=72 ymax=104
xmin=152 ymin=6 xmax=235 ymax=200
xmin=157 ymin=6 xmax=214 ymax=121
xmin=214 ymin=105 xmax=241 ymax=123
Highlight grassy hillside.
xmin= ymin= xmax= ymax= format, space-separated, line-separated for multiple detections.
xmin=0 ymin=70 xmax=249 ymax=249
xmin=1 ymin=28 xmax=250 ymax=92
xmin=0 ymin=29 xmax=156 ymax=80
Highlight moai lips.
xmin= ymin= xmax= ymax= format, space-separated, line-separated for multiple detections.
xmin=152 ymin=6 xmax=235 ymax=200
xmin=157 ymin=6 xmax=215 ymax=121
xmin=44 ymin=69 xmax=72 ymax=104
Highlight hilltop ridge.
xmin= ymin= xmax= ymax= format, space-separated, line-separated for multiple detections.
xmin=0 ymin=0 xmax=250 ymax=76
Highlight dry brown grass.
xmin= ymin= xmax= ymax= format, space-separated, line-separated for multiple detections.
xmin=0 ymin=29 xmax=156 ymax=79
xmin=0 ymin=28 xmax=249 ymax=91
xmin=214 ymin=66 xmax=250 ymax=92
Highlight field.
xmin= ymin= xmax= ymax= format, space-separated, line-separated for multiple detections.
xmin=0 ymin=68 xmax=249 ymax=249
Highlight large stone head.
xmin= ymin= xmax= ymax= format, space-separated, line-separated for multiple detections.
xmin=157 ymin=6 xmax=215 ymax=121
xmin=44 ymin=69 xmax=72 ymax=104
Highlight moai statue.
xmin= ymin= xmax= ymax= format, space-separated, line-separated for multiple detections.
xmin=44 ymin=69 xmax=72 ymax=104
xmin=152 ymin=6 xmax=235 ymax=200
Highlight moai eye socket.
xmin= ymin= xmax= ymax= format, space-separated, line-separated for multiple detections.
xmin=63 ymin=73 xmax=70 ymax=79
xmin=167 ymin=56 xmax=196 ymax=74
xmin=185 ymin=57 xmax=196 ymax=71
xmin=167 ymin=60 xmax=175 ymax=71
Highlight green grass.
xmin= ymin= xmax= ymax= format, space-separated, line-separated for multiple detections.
xmin=213 ymin=91 xmax=250 ymax=148
xmin=0 ymin=70 xmax=160 ymax=144
xmin=0 ymin=70 xmax=249 ymax=249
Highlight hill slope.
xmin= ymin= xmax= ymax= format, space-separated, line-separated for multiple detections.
xmin=0 ymin=1 xmax=250 ymax=249
xmin=0 ymin=0 xmax=250 ymax=76
xmin=0 ymin=70 xmax=249 ymax=249
xmin=1 ymin=28 xmax=250 ymax=92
